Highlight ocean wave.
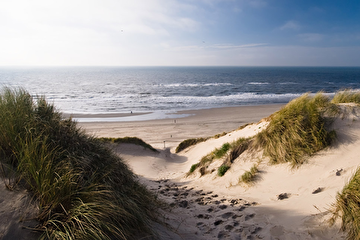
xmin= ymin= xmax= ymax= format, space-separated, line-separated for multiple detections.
xmin=54 ymin=92 xmax=305 ymax=114
xmin=247 ymin=82 xmax=269 ymax=85
xmin=46 ymin=91 xmax=343 ymax=114
xmin=161 ymin=83 xmax=233 ymax=88
xmin=134 ymin=93 xmax=303 ymax=105
xmin=279 ymin=82 xmax=299 ymax=85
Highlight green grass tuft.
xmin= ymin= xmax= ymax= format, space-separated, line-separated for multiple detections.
xmin=239 ymin=164 xmax=259 ymax=184
xmin=217 ymin=165 xmax=230 ymax=177
xmin=187 ymin=144 xmax=230 ymax=175
xmin=0 ymin=87 xmax=159 ymax=239
xmin=332 ymin=89 xmax=360 ymax=104
xmin=188 ymin=138 xmax=252 ymax=176
xmin=253 ymin=93 xmax=337 ymax=166
xmin=214 ymin=143 xmax=231 ymax=159
xmin=189 ymin=163 xmax=199 ymax=173
xmin=194 ymin=143 xmax=231 ymax=173
xmin=98 ymin=136 xmax=158 ymax=152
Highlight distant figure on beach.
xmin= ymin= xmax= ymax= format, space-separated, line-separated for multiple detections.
xmin=131 ymin=111 xmax=133 ymax=114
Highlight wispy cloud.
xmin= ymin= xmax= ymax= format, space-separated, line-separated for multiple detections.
xmin=0 ymin=0 xmax=201 ymax=37
xmin=170 ymin=43 xmax=268 ymax=51
xmin=298 ymin=33 xmax=324 ymax=42
xmin=211 ymin=43 xmax=268 ymax=49
xmin=280 ymin=20 xmax=301 ymax=30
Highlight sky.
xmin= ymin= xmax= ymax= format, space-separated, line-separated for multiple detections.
xmin=0 ymin=0 xmax=360 ymax=66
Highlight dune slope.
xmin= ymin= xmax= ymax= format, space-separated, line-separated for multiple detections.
xmin=116 ymin=105 xmax=360 ymax=239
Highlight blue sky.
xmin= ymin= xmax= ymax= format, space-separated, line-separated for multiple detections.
xmin=1 ymin=0 xmax=359 ymax=66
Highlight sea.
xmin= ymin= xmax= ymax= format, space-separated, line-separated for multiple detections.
xmin=0 ymin=66 xmax=359 ymax=121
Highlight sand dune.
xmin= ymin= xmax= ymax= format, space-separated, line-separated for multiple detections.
xmin=78 ymin=104 xmax=360 ymax=239
xmin=3 ymin=103 xmax=359 ymax=239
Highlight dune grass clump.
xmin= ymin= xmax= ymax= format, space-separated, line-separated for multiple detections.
xmin=0 ymin=87 xmax=159 ymax=239
xmin=332 ymin=89 xmax=360 ymax=104
xmin=98 ymin=136 xmax=158 ymax=152
xmin=331 ymin=167 xmax=360 ymax=240
xmin=227 ymin=138 xmax=252 ymax=164
xmin=239 ymin=164 xmax=259 ymax=184
xmin=189 ymin=138 xmax=253 ymax=176
xmin=175 ymin=137 xmax=208 ymax=153
xmin=253 ymin=93 xmax=337 ymax=166
xmin=214 ymin=132 xmax=227 ymax=139
xmin=214 ymin=143 xmax=231 ymax=159
xmin=217 ymin=164 xmax=230 ymax=177
xmin=188 ymin=143 xmax=231 ymax=175
xmin=199 ymin=142 xmax=231 ymax=167
xmin=189 ymin=163 xmax=199 ymax=173
xmin=198 ymin=154 xmax=215 ymax=169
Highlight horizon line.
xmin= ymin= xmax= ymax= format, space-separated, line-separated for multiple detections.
xmin=1 ymin=65 xmax=360 ymax=68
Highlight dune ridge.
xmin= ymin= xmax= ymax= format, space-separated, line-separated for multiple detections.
xmin=107 ymin=99 xmax=360 ymax=239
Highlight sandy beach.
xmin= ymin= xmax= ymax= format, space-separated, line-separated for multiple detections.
xmin=77 ymin=103 xmax=360 ymax=239
xmin=77 ymin=104 xmax=284 ymax=150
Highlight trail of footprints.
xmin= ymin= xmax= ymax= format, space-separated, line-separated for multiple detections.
xmin=151 ymin=180 xmax=263 ymax=240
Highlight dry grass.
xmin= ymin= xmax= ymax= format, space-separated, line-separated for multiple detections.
xmin=175 ymin=137 xmax=208 ymax=153
xmin=98 ymin=136 xmax=158 ymax=152
xmin=253 ymin=93 xmax=338 ymax=166
xmin=331 ymin=167 xmax=360 ymax=240
xmin=227 ymin=138 xmax=252 ymax=164
xmin=239 ymin=164 xmax=259 ymax=184
xmin=0 ymin=87 xmax=160 ymax=239
xmin=332 ymin=89 xmax=360 ymax=104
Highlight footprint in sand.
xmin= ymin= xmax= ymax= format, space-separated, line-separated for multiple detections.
xmin=221 ymin=212 xmax=234 ymax=219
xmin=217 ymin=230 xmax=230 ymax=239
xmin=277 ymin=193 xmax=290 ymax=200
xmin=224 ymin=225 xmax=234 ymax=231
xmin=178 ymin=200 xmax=188 ymax=208
xmin=245 ymin=213 xmax=255 ymax=221
xmin=312 ymin=187 xmax=324 ymax=194
xmin=218 ymin=205 xmax=227 ymax=210
xmin=214 ymin=219 xmax=223 ymax=226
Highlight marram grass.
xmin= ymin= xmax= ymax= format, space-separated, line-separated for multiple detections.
xmin=239 ymin=164 xmax=259 ymax=184
xmin=217 ymin=165 xmax=230 ymax=177
xmin=253 ymin=93 xmax=337 ymax=166
xmin=187 ymin=142 xmax=230 ymax=176
xmin=98 ymin=136 xmax=158 ymax=152
xmin=175 ymin=137 xmax=208 ymax=153
xmin=332 ymin=89 xmax=360 ymax=104
xmin=0 ymin=87 xmax=159 ymax=240
xmin=188 ymin=138 xmax=251 ymax=176
xmin=331 ymin=167 xmax=360 ymax=240
xmin=175 ymin=132 xmax=227 ymax=153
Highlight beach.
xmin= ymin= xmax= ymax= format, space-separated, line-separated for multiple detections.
xmin=77 ymin=104 xmax=284 ymax=150
xmin=76 ymin=103 xmax=360 ymax=239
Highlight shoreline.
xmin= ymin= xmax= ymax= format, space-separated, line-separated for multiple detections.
xmin=78 ymin=104 xmax=285 ymax=150
xmin=71 ymin=103 xmax=285 ymax=123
